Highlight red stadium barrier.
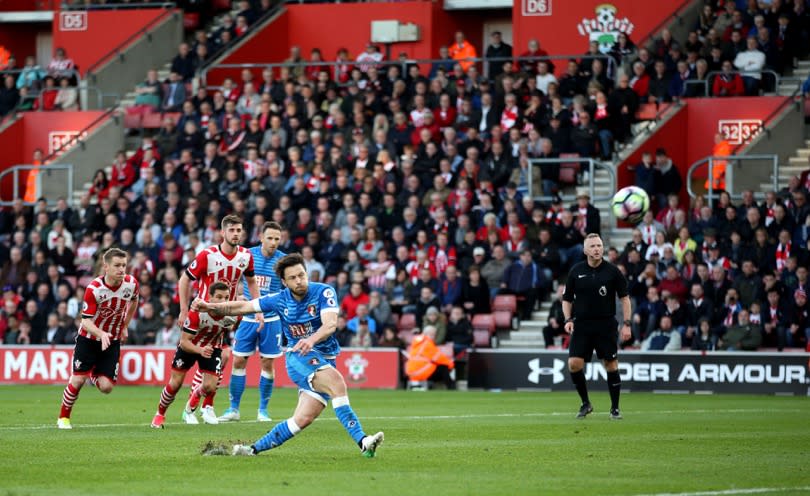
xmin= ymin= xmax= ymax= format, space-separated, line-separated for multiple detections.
xmin=0 ymin=346 xmax=400 ymax=389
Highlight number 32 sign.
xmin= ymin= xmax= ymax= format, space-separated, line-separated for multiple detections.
xmin=718 ymin=119 xmax=762 ymax=146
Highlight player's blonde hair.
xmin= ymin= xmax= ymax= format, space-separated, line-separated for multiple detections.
xmin=102 ymin=248 xmax=128 ymax=264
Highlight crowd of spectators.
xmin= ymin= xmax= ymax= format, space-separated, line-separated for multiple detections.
xmin=602 ymin=182 xmax=810 ymax=353
xmin=628 ymin=0 xmax=810 ymax=99
xmin=0 ymin=48 xmax=80 ymax=118
xmin=3 ymin=1 xmax=810 ymax=353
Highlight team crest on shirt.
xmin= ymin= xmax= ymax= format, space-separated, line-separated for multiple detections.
xmin=190 ymin=260 xmax=198 ymax=270
xmin=306 ymin=304 xmax=317 ymax=317
xmin=123 ymin=289 xmax=132 ymax=299
xmin=309 ymin=358 xmax=319 ymax=366
xmin=599 ymin=285 xmax=607 ymax=296
xmin=344 ymin=353 xmax=368 ymax=384
xmin=238 ymin=258 xmax=247 ymax=269
xmin=323 ymin=288 xmax=335 ymax=298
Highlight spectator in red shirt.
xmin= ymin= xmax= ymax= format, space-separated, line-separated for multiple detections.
xmin=340 ymin=281 xmax=370 ymax=320
xmin=712 ymin=60 xmax=745 ymax=97
xmin=659 ymin=265 xmax=689 ymax=303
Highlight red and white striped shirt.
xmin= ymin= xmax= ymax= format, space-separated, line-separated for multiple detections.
xmin=183 ymin=310 xmax=237 ymax=348
xmin=185 ymin=245 xmax=254 ymax=301
xmin=79 ymin=275 xmax=140 ymax=341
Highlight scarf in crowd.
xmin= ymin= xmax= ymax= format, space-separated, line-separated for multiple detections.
xmin=775 ymin=241 xmax=791 ymax=271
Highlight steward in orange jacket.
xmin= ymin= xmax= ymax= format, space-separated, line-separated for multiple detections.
xmin=705 ymin=133 xmax=730 ymax=192
xmin=448 ymin=31 xmax=477 ymax=72
xmin=405 ymin=326 xmax=454 ymax=383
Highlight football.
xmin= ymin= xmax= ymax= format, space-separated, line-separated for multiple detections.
xmin=612 ymin=186 xmax=650 ymax=223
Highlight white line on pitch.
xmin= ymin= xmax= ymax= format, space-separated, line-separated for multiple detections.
xmin=0 ymin=408 xmax=804 ymax=431
xmin=632 ymin=486 xmax=810 ymax=496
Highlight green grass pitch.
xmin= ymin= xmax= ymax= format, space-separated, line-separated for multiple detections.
xmin=2 ymin=385 xmax=809 ymax=496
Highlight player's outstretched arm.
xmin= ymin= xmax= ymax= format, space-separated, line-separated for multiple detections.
xmin=192 ymin=297 xmax=260 ymax=317
xmin=246 ymin=275 xmax=265 ymax=331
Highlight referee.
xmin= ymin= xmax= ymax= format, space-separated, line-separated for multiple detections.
xmin=562 ymin=233 xmax=631 ymax=420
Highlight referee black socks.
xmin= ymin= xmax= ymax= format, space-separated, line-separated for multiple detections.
xmin=607 ymin=370 xmax=621 ymax=411
xmin=570 ymin=370 xmax=589 ymax=405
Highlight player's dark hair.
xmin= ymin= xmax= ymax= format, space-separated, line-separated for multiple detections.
xmin=103 ymin=248 xmax=128 ymax=263
xmin=209 ymin=281 xmax=229 ymax=295
xmin=220 ymin=214 xmax=243 ymax=230
xmin=275 ymin=253 xmax=306 ymax=280
xmin=262 ymin=221 xmax=283 ymax=232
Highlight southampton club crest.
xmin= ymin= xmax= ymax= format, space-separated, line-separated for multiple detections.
xmin=577 ymin=3 xmax=635 ymax=54
xmin=306 ymin=304 xmax=317 ymax=317
xmin=599 ymin=285 xmax=607 ymax=296
xmin=344 ymin=353 xmax=369 ymax=383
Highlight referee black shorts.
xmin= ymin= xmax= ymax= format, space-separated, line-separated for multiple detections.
xmin=568 ymin=318 xmax=619 ymax=362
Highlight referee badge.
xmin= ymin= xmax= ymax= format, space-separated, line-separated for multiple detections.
xmin=599 ymin=285 xmax=607 ymax=296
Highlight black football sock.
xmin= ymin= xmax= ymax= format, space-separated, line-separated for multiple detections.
xmin=570 ymin=369 xmax=589 ymax=405
xmin=607 ymin=370 xmax=621 ymax=411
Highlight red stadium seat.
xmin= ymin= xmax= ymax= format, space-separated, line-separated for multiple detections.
xmin=493 ymin=310 xmax=513 ymax=330
xmin=78 ymin=275 xmax=95 ymax=288
xmin=183 ymin=12 xmax=200 ymax=30
xmin=397 ymin=313 xmax=416 ymax=332
xmin=471 ymin=314 xmax=495 ymax=334
xmin=438 ymin=342 xmax=453 ymax=357
xmin=141 ymin=111 xmax=163 ymax=129
xmin=64 ymin=275 xmax=78 ymax=289
xmin=473 ymin=329 xmax=491 ymax=348
xmin=123 ymin=112 xmax=142 ymax=129
xmin=636 ymin=103 xmax=672 ymax=121
xmin=397 ymin=330 xmax=414 ymax=345
xmin=558 ymin=153 xmax=581 ymax=185
xmin=492 ymin=295 xmax=517 ymax=312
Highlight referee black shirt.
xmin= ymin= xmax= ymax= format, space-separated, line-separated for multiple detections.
xmin=562 ymin=260 xmax=629 ymax=320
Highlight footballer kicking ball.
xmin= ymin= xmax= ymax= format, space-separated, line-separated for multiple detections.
xmin=612 ymin=186 xmax=650 ymax=224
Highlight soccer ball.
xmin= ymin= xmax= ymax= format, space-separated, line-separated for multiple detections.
xmin=612 ymin=186 xmax=650 ymax=223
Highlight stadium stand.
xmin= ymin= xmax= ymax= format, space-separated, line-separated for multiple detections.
xmin=2 ymin=0 xmax=810 ymax=367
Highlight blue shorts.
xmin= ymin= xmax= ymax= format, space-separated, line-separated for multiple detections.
xmin=232 ymin=317 xmax=283 ymax=358
xmin=285 ymin=350 xmax=336 ymax=406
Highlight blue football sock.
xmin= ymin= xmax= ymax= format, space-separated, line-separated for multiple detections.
xmin=258 ymin=371 xmax=274 ymax=411
xmin=228 ymin=368 xmax=246 ymax=411
xmin=254 ymin=419 xmax=300 ymax=453
xmin=333 ymin=396 xmax=366 ymax=445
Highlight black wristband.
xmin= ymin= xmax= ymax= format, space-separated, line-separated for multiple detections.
xmin=623 ymin=320 xmax=631 ymax=326
xmin=564 ymin=317 xmax=574 ymax=324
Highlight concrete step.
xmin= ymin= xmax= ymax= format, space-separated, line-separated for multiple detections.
xmin=506 ymin=330 xmax=545 ymax=340
xmin=788 ymin=157 xmax=809 ymax=165
xmin=497 ymin=341 xmax=545 ymax=349
xmin=795 ymin=149 xmax=810 ymax=158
